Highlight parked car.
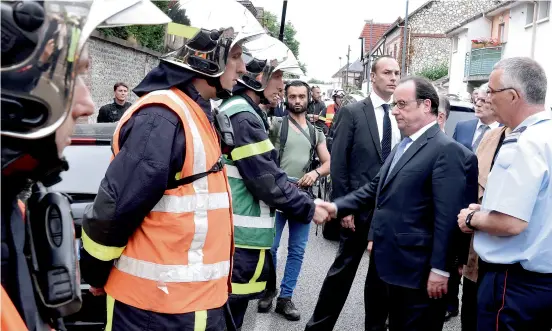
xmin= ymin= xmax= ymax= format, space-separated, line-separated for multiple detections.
xmin=50 ymin=123 xmax=116 ymax=330
xmin=445 ymin=98 xmax=476 ymax=137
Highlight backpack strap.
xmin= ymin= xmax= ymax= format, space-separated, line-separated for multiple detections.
xmin=278 ymin=115 xmax=289 ymax=166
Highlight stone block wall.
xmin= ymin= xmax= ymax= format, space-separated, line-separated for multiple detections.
xmin=408 ymin=0 xmax=499 ymax=34
xmin=410 ymin=37 xmax=451 ymax=75
xmin=405 ymin=0 xmax=502 ymax=75
xmin=80 ymin=31 xmax=161 ymax=123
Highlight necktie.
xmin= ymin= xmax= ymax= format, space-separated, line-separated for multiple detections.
xmin=386 ymin=137 xmax=412 ymax=182
xmin=472 ymin=124 xmax=490 ymax=152
xmin=381 ymin=104 xmax=392 ymax=161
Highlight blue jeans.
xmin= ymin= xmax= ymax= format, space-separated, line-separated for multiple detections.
xmin=270 ymin=211 xmax=311 ymax=299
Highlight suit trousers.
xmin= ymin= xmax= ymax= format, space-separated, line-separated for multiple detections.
xmin=460 ymin=277 xmax=478 ymax=331
xmin=305 ymin=222 xmax=381 ymax=330
xmin=446 ymin=268 xmax=461 ymax=312
xmin=366 ymin=254 xmax=446 ymax=331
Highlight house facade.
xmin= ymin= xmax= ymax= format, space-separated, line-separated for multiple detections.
xmin=362 ymin=0 xmax=499 ymax=92
xmin=447 ymin=0 xmax=551 ymax=109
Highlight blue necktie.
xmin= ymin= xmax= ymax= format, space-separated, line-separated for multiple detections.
xmin=386 ymin=137 xmax=412 ymax=182
xmin=381 ymin=104 xmax=392 ymax=161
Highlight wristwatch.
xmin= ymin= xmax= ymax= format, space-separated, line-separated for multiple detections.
xmin=465 ymin=210 xmax=477 ymax=230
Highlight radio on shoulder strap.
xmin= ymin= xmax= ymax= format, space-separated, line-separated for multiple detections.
xmin=25 ymin=183 xmax=82 ymax=319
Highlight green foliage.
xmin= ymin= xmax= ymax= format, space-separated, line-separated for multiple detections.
xmin=308 ymin=78 xmax=325 ymax=84
xmin=98 ymin=1 xmax=190 ymax=53
xmin=262 ymin=11 xmax=305 ymax=75
xmin=417 ymin=63 xmax=448 ymax=81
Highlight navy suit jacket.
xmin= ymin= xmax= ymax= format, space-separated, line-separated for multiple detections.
xmin=334 ymin=124 xmax=478 ymax=289
xmin=452 ymin=119 xmax=478 ymax=151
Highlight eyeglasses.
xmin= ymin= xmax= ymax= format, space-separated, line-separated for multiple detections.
xmin=486 ymin=86 xmax=517 ymax=95
xmin=390 ymin=99 xmax=423 ymax=109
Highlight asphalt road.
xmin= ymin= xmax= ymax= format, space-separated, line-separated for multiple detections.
xmin=241 ymin=223 xmax=462 ymax=331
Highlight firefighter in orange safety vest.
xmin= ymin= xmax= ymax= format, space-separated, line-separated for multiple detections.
xmin=80 ymin=1 xmax=270 ymax=330
xmin=319 ymin=89 xmax=345 ymax=129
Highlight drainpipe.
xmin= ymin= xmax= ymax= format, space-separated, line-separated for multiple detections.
xmin=401 ymin=0 xmax=409 ymax=76
xmin=530 ymin=1 xmax=538 ymax=58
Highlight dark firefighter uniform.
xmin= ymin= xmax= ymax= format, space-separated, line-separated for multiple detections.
xmin=80 ymin=63 xmax=233 ymax=331
xmin=218 ymin=93 xmax=315 ymax=328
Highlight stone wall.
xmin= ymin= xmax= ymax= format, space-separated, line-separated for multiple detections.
xmin=80 ymin=31 xmax=161 ymax=123
xmin=409 ymin=37 xmax=451 ymax=75
xmin=406 ymin=0 xmax=501 ymax=75
xmin=408 ymin=0 xmax=499 ymax=34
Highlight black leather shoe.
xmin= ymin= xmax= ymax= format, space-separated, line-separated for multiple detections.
xmin=444 ymin=309 xmax=459 ymax=322
xmin=257 ymin=290 xmax=277 ymax=313
xmin=275 ymin=297 xmax=300 ymax=321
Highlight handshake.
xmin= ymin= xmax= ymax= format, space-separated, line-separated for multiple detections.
xmin=312 ymin=199 xmax=338 ymax=224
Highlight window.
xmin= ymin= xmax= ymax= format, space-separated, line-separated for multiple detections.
xmin=452 ymin=36 xmax=459 ymax=52
xmin=499 ymin=23 xmax=505 ymax=42
xmin=526 ymin=1 xmax=550 ymax=25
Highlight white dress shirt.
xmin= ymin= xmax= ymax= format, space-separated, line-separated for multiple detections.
xmin=370 ymin=91 xmax=401 ymax=149
xmin=471 ymin=120 xmax=500 ymax=145
xmin=405 ymin=120 xmax=450 ymax=277
xmin=404 ymin=120 xmax=437 ymax=151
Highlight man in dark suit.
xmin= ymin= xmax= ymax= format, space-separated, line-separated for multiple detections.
xmin=319 ymin=76 xmax=478 ymax=331
xmin=447 ymin=83 xmax=498 ymax=321
xmin=306 ymin=56 xmax=401 ymax=330
xmin=452 ymin=84 xmax=499 ymax=152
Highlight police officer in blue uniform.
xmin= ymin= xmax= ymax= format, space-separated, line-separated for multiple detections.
xmin=458 ymin=57 xmax=552 ymax=331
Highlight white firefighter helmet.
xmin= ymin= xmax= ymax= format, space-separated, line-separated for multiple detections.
xmin=161 ymin=0 xmax=266 ymax=78
xmin=238 ymin=35 xmax=303 ymax=91
xmin=1 ymin=0 xmax=171 ymax=140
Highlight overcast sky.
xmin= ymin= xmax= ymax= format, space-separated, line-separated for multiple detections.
xmin=251 ymin=0 xmax=428 ymax=81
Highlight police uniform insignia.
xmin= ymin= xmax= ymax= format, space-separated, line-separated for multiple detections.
xmin=502 ymin=126 xmax=526 ymax=146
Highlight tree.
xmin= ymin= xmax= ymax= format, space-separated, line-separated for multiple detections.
xmin=97 ymin=1 xmax=189 ymax=52
xmin=308 ymin=78 xmax=325 ymax=85
xmin=261 ymin=11 xmax=306 ymax=75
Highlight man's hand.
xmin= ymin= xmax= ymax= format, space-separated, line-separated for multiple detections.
xmin=314 ymin=200 xmax=337 ymax=219
xmin=427 ymin=271 xmax=448 ymax=299
xmin=298 ymin=171 xmax=318 ymax=187
xmin=367 ymin=241 xmax=373 ymax=254
xmin=458 ymin=207 xmax=477 ymax=234
xmin=458 ymin=265 xmax=464 ymax=276
xmin=341 ymin=215 xmax=355 ymax=232
xmin=313 ymin=204 xmax=330 ymax=225
xmin=458 ymin=205 xmax=479 ymax=233
xmin=89 ymin=286 xmax=106 ymax=296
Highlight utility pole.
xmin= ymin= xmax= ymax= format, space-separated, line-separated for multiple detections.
xmin=278 ymin=0 xmax=288 ymax=41
xmin=401 ymin=0 xmax=409 ymax=76
xmin=345 ymin=45 xmax=350 ymax=90
xmin=367 ymin=19 xmax=373 ymax=95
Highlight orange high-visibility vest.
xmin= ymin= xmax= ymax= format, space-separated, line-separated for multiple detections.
xmin=1 ymin=286 xmax=28 ymax=330
xmin=324 ymin=104 xmax=336 ymax=128
xmin=103 ymin=87 xmax=234 ymax=314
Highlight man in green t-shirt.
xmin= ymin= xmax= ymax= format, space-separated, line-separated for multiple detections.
xmin=259 ymin=81 xmax=330 ymax=321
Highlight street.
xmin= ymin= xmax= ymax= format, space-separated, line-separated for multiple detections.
xmin=242 ymin=223 xmax=462 ymax=331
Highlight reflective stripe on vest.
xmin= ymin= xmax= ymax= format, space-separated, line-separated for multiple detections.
xmin=103 ymin=88 xmax=234 ymax=314
xmin=225 ymin=162 xmax=275 ymax=249
xmin=219 ymin=96 xmax=276 ymax=249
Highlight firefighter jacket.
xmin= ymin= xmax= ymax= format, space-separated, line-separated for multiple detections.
xmin=81 ymin=80 xmax=234 ymax=319
xmin=218 ymin=94 xmax=315 ymax=298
